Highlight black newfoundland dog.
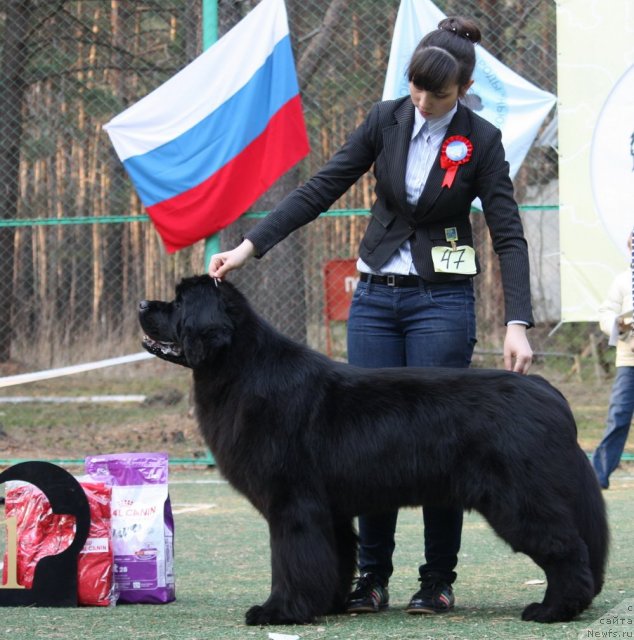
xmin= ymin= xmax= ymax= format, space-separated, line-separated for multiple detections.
xmin=139 ymin=275 xmax=608 ymax=626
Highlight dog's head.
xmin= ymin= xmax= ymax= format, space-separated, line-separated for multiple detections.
xmin=139 ymin=275 xmax=234 ymax=369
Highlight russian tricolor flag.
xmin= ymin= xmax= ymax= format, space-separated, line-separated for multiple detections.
xmin=103 ymin=0 xmax=309 ymax=253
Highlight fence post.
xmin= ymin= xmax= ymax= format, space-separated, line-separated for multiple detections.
xmin=202 ymin=0 xmax=220 ymax=271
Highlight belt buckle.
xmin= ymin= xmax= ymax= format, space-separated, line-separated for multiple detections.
xmin=387 ymin=274 xmax=396 ymax=287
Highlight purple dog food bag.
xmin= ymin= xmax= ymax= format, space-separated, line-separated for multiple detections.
xmin=85 ymin=452 xmax=175 ymax=604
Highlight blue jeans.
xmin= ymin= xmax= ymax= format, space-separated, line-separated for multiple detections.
xmin=347 ymin=277 xmax=477 ymax=583
xmin=592 ymin=366 xmax=634 ymax=489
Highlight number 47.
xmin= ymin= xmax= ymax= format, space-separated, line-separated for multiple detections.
xmin=441 ymin=248 xmax=466 ymax=269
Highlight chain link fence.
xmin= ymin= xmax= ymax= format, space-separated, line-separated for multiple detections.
xmin=0 ymin=0 xmax=559 ymax=370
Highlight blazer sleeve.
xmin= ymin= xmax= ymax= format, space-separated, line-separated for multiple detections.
xmin=245 ymin=104 xmax=382 ymax=257
xmin=475 ymin=125 xmax=534 ymax=326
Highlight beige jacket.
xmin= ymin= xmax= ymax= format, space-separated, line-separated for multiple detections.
xmin=598 ymin=269 xmax=634 ymax=367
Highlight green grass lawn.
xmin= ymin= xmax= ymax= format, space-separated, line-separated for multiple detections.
xmin=3 ymin=467 xmax=633 ymax=640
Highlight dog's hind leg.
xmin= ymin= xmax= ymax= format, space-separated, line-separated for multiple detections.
xmin=245 ymin=498 xmax=339 ymax=626
xmin=509 ymin=456 xmax=606 ymax=622
xmin=520 ymin=478 xmax=606 ymax=623
xmin=520 ymin=541 xmax=595 ymax=623
xmin=486 ymin=508 xmax=595 ymax=623
xmin=329 ymin=518 xmax=357 ymax=614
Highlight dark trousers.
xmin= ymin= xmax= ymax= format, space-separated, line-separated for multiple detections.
xmin=347 ymin=277 xmax=476 ymax=583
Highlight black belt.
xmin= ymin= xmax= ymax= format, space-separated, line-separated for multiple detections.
xmin=359 ymin=272 xmax=421 ymax=287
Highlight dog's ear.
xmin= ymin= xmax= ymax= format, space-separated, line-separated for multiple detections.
xmin=179 ymin=287 xmax=234 ymax=368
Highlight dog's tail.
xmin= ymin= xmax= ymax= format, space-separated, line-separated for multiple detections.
xmin=575 ymin=448 xmax=609 ymax=595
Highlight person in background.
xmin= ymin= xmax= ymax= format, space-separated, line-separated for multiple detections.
xmin=592 ymin=230 xmax=634 ymax=489
xmin=209 ymin=16 xmax=533 ymax=616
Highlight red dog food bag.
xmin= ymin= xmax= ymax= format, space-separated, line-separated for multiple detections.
xmin=2 ymin=479 xmax=116 ymax=606
xmin=76 ymin=479 xmax=117 ymax=606
xmin=84 ymin=452 xmax=175 ymax=604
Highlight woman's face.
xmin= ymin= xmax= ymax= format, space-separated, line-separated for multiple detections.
xmin=409 ymin=80 xmax=471 ymax=119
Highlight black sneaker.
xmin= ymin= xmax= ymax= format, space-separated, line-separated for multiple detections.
xmin=405 ymin=573 xmax=455 ymax=614
xmin=346 ymin=573 xmax=389 ymax=613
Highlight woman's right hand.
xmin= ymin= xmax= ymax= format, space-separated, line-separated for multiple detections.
xmin=208 ymin=239 xmax=255 ymax=279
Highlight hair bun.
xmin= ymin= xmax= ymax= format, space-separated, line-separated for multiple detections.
xmin=438 ymin=17 xmax=481 ymax=45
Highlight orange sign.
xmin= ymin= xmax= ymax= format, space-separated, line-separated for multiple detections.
xmin=324 ymin=259 xmax=359 ymax=321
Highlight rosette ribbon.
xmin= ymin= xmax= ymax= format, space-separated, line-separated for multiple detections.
xmin=439 ymin=135 xmax=473 ymax=189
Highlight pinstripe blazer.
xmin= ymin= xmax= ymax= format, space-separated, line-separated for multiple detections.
xmin=245 ymin=97 xmax=533 ymax=326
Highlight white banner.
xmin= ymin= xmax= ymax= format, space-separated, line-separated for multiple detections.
xmin=383 ymin=0 xmax=556 ymax=181
xmin=557 ymin=0 xmax=634 ymax=322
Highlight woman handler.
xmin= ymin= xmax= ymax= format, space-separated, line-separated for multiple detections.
xmin=209 ymin=16 xmax=533 ymax=615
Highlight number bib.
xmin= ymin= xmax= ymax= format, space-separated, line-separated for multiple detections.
xmin=431 ymin=245 xmax=477 ymax=275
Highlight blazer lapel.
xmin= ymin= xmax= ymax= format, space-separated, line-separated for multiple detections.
xmin=381 ymin=99 xmax=414 ymax=214
xmin=414 ymin=103 xmax=473 ymax=220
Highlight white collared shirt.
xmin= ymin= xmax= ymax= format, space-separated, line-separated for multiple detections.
xmin=357 ymin=103 xmax=458 ymax=276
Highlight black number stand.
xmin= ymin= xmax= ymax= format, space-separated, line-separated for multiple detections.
xmin=0 ymin=461 xmax=90 ymax=606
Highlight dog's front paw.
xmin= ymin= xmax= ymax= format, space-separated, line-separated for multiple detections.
xmin=245 ymin=603 xmax=313 ymax=626
xmin=522 ymin=602 xmax=575 ymax=623
xmin=246 ymin=605 xmax=269 ymax=626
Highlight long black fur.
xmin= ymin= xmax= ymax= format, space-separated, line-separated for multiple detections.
xmin=139 ymin=275 xmax=608 ymax=625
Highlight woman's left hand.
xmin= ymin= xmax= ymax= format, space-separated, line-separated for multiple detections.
xmin=503 ymin=323 xmax=533 ymax=374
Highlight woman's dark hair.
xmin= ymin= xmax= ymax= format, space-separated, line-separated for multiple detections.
xmin=407 ymin=16 xmax=481 ymax=91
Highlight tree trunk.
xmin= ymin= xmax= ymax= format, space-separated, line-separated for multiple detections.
xmin=296 ymin=0 xmax=349 ymax=88
xmin=0 ymin=0 xmax=34 ymax=361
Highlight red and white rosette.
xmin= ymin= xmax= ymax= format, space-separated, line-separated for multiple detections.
xmin=439 ymin=135 xmax=473 ymax=188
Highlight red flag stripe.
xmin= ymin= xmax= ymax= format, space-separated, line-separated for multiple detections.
xmin=147 ymin=96 xmax=309 ymax=253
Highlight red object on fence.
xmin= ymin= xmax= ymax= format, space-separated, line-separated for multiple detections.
xmin=323 ymin=259 xmax=359 ymax=356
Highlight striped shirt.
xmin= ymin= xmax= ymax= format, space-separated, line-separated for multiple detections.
xmin=357 ymin=103 xmax=458 ymax=276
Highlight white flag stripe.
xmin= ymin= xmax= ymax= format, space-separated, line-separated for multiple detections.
xmin=103 ymin=0 xmax=289 ymax=161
